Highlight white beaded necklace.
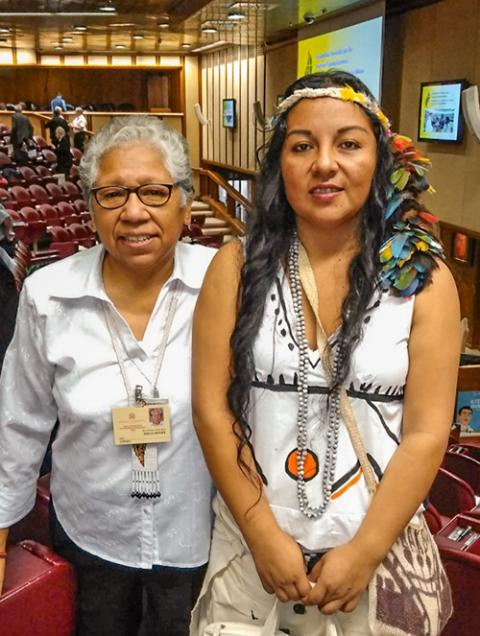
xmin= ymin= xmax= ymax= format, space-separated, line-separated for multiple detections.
xmin=288 ymin=237 xmax=342 ymax=519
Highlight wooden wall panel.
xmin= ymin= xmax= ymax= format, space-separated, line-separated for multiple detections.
xmin=0 ymin=67 xmax=152 ymax=110
xmin=386 ymin=0 xmax=480 ymax=232
xmin=200 ymin=44 xmax=265 ymax=173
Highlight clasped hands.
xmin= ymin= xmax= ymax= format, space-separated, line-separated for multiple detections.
xmin=251 ymin=531 xmax=376 ymax=615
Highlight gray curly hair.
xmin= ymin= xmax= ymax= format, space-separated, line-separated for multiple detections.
xmin=79 ymin=115 xmax=194 ymax=207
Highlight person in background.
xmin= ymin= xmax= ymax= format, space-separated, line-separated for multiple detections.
xmin=54 ymin=126 xmax=73 ymax=178
xmin=191 ymin=71 xmax=459 ymax=635
xmin=70 ymin=106 xmax=88 ymax=152
xmin=0 ymin=205 xmax=18 ymax=374
xmin=455 ymin=406 xmax=474 ymax=433
xmin=0 ymin=115 xmax=214 ymax=636
xmin=10 ymin=103 xmax=33 ymax=165
xmin=45 ymin=106 xmax=69 ymax=147
xmin=50 ymin=92 xmax=67 ymax=112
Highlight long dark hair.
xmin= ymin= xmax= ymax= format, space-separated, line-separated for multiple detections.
xmin=228 ymin=71 xmax=414 ymax=481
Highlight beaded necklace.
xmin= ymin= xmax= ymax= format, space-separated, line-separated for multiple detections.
xmin=288 ymin=237 xmax=343 ymax=519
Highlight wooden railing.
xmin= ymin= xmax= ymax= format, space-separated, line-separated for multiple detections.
xmin=193 ymin=166 xmax=250 ymax=236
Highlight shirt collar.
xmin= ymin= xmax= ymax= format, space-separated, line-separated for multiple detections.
xmin=49 ymin=241 xmax=206 ymax=301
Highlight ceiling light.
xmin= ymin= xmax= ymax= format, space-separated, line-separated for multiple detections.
xmin=158 ymin=22 xmax=169 ymax=28
xmin=132 ymin=33 xmax=144 ymax=40
xmin=201 ymin=26 xmax=218 ymax=34
xmin=0 ymin=28 xmax=10 ymax=34
xmin=109 ymin=22 xmax=135 ymax=27
xmin=227 ymin=10 xmax=246 ymax=20
xmin=181 ymin=43 xmax=191 ymax=48
xmin=62 ymin=37 xmax=74 ymax=42
xmin=191 ymin=40 xmax=229 ymax=53
xmin=229 ymin=1 xmax=277 ymax=9
xmin=54 ymin=45 xmax=64 ymax=50
xmin=99 ymin=2 xmax=116 ymax=12
xmin=115 ymin=43 xmax=127 ymax=49
xmin=74 ymin=25 xmax=87 ymax=31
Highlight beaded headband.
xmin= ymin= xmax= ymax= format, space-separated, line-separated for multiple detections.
xmin=275 ymin=86 xmax=391 ymax=131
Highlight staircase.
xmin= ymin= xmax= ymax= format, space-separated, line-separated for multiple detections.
xmin=189 ymin=198 xmax=239 ymax=245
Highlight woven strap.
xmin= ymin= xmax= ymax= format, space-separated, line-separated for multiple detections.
xmin=297 ymin=243 xmax=377 ymax=494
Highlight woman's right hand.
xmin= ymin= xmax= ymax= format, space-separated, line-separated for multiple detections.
xmin=249 ymin=528 xmax=311 ymax=602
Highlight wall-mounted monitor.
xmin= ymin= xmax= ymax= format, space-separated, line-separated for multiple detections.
xmin=418 ymin=80 xmax=468 ymax=144
xmin=297 ymin=16 xmax=384 ymax=100
xmin=223 ymin=98 xmax=236 ymax=129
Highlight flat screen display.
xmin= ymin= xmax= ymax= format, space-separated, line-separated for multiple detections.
xmin=297 ymin=16 xmax=384 ymax=100
xmin=418 ymin=80 xmax=467 ymax=143
xmin=222 ymin=98 xmax=236 ymax=129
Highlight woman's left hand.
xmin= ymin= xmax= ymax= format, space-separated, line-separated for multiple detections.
xmin=302 ymin=541 xmax=378 ymax=614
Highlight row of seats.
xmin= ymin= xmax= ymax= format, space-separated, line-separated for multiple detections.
xmin=2 ymin=181 xmax=83 ymax=212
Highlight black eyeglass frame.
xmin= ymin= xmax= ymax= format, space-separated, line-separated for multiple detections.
xmin=90 ymin=182 xmax=178 ymax=209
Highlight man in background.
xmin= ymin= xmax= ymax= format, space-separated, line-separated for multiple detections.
xmin=70 ymin=106 xmax=88 ymax=152
xmin=10 ymin=104 xmax=33 ymax=164
xmin=50 ymin=92 xmax=67 ymax=111
xmin=45 ymin=106 xmax=69 ymax=147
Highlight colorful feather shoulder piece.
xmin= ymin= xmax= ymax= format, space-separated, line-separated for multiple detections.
xmin=380 ymin=212 xmax=444 ymax=297
xmin=380 ymin=133 xmax=443 ymax=297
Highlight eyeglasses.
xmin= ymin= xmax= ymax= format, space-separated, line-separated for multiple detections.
xmin=91 ymin=183 xmax=177 ymax=209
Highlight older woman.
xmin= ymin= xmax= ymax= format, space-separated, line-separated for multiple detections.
xmin=0 ymin=115 xmax=214 ymax=636
xmin=191 ymin=71 xmax=459 ymax=635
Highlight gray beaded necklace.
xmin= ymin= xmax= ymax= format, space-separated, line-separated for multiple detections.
xmin=288 ymin=237 xmax=343 ymax=519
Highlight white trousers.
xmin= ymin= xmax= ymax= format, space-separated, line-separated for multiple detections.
xmin=191 ymin=497 xmax=374 ymax=636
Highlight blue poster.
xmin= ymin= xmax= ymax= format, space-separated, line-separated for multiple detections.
xmin=454 ymin=391 xmax=480 ymax=436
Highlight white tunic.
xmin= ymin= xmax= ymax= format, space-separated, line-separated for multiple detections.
xmin=249 ymin=272 xmax=415 ymax=551
xmin=0 ymin=241 xmax=215 ymax=568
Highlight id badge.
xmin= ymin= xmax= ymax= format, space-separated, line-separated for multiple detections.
xmin=112 ymin=398 xmax=171 ymax=445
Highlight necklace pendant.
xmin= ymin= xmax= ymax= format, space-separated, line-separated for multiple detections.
xmin=135 ymin=384 xmax=144 ymax=406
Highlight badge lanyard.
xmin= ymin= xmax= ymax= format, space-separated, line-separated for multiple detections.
xmin=103 ymin=279 xmax=180 ymax=498
xmin=103 ymin=279 xmax=179 ymax=405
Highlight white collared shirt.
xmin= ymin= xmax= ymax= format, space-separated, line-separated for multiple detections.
xmin=0 ymin=242 xmax=215 ymax=568
xmin=71 ymin=114 xmax=87 ymax=132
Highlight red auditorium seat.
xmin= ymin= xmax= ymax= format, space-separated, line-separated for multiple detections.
xmin=73 ymin=199 xmax=87 ymax=214
xmin=45 ymin=182 xmax=68 ymax=203
xmin=33 ymin=135 xmax=49 ymax=149
xmin=0 ymin=187 xmax=17 ymax=210
xmin=438 ymin=544 xmax=480 ymax=636
xmin=450 ymin=443 xmax=480 ymax=463
xmin=69 ymin=222 xmax=95 ymax=248
xmin=11 ymin=185 xmax=33 ymax=208
xmin=1 ymin=540 xmax=76 ymax=636
xmin=71 ymin=147 xmax=82 ymax=163
xmin=0 ymin=153 xmax=14 ymax=168
xmin=430 ymin=467 xmax=480 ymax=520
xmin=56 ymin=201 xmax=76 ymax=219
xmin=34 ymin=165 xmax=55 ymax=184
xmin=69 ymin=164 xmax=80 ymax=182
xmin=37 ymin=204 xmax=63 ymax=227
xmin=19 ymin=206 xmax=39 ymax=222
xmin=61 ymin=180 xmax=83 ymax=201
xmin=9 ymin=211 xmax=27 ymax=241
xmin=18 ymin=208 xmax=47 ymax=245
xmin=28 ymin=183 xmax=50 ymax=205
xmin=18 ymin=166 xmax=42 ymax=186
xmin=424 ymin=502 xmax=445 ymax=534
xmin=3 ymin=169 xmax=24 ymax=186
xmin=444 ymin=451 xmax=480 ymax=496
xmin=48 ymin=226 xmax=78 ymax=258
xmin=41 ymin=148 xmax=57 ymax=166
